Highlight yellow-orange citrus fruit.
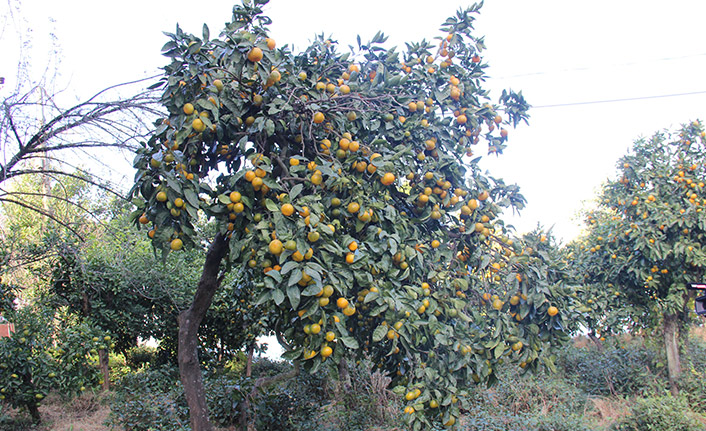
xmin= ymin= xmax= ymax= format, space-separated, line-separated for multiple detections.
xmin=192 ymin=118 xmax=206 ymax=132
xmin=170 ymin=238 xmax=183 ymax=251
xmin=321 ymin=345 xmax=333 ymax=358
xmin=381 ymin=172 xmax=396 ymax=185
xmin=247 ymin=47 xmax=263 ymax=62
xmin=281 ymin=203 xmax=295 ymax=216
xmin=269 ymin=239 xmax=284 ymax=255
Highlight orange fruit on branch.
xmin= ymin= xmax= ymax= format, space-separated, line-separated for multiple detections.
xmin=247 ymin=47 xmax=263 ymax=62
xmin=381 ymin=172 xmax=396 ymax=185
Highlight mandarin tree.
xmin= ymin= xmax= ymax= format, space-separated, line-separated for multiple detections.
xmin=571 ymin=121 xmax=706 ymax=395
xmin=130 ymin=1 xmax=573 ymax=429
xmin=0 ymin=301 xmax=111 ymax=424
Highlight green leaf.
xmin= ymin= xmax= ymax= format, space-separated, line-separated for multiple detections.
xmin=288 ymin=269 xmax=303 ymax=286
xmin=184 ymin=188 xmax=200 ymax=208
xmin=265 ymin=199 xmax=279 ymax=212
xmin=339 ymin=336 xmax=359 ymax=349
xmin=287 ymin=285 xmax=301 ymax=309
xmin=494 ymin=344 xmax=505 ymax=359
xmin=290 ymin=184 xmax=303 ymax=201
xmin=364 ymin=291 xmax=379 ymax=304
xmin=266 ymin=270 xmax=282 ymax=284
xmin=372 ymin=325 xmax=387 ymax=342
xmin=280 ymin=261 xmax=299 ymax=276
xmin=166 ymin=175 xmax=182 ymax=193
xmin=542 ymin=355 xmax=557 ymax=373
xmin=273 ymin=289 xmax=285 ymax=306
xmin=302 ymin=284 xmax=322 ymax=296
xmin=255 ymin=291 xmax=271 ymax=305
xmin=265 ymin=119 xmax=275 ymax=136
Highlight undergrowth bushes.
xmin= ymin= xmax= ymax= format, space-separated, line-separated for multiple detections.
xmin=106 ymin=357 xmax=401 ymax=431
xmin=106 ymin=365 xmax=189 ymax=431
xmin=611 ymin=396 xmax=704 ymax=431
xmin=104 ymin=335 xmax=706 ymax=431
xmin=463 ymin=362 xmax=593 ymax=431
xmin=682 ymin=333 xmax=706 ymax=414
xmin=558 ymin=339 xmax=662 ymax=397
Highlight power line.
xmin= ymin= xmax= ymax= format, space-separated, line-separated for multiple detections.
xmin=533 ymin=90 xmax=706 ymax=109
xmin=493 ymin=52 xmax=706 ymax=80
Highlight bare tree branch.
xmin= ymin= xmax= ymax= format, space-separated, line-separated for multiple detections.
xmin=3 ymin=169 xmax=128 ymax=199
xmin=0 ymin=189 xmax=103 ymax=223
xmin=0 ymin=70 xmax=165 ymax=242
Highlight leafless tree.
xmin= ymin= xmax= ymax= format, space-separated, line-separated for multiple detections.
xmin=1 ymin=77 xmax=163 ymax=234
xmin=0 ymin=0 xmax=164 ymax=239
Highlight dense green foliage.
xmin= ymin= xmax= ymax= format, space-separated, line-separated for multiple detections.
xmin=100 ymin=333 xmax=706 ymax=431
xmin=570 ymin=122 xmax=706 ymax=333
xmin=4 ymin=0 xmax=706 ymax=429
xmin=0 ymin=305 xmax=110 ymax=422
xmin=612 ymin=396 xmax=703 ymax=431
xmin=129 ymin=1 xmax=580 ymax=427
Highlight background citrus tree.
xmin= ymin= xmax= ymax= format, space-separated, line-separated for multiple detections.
xmin=0 ymin=285 xmax=111 ymax=424
xmin=570 ymin=121 xmax=706 ymax=395
xmin=130 ymin=1 xmax=575 ymax=429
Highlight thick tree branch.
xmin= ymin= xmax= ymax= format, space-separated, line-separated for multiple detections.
xmin=252 ymin=361 xmax=300 ymax=393
xmin=3 ymin=104 xmax=24 ymax=149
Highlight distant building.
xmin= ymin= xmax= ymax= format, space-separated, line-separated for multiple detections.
xmin=0 ymin=315 xmax=14 ymax=338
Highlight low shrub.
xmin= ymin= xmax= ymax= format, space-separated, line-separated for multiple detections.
xmin=107 ymin=352 xmax=133 ymax=384
xmin=205 ymin=374 xmax=248 ymax=427
xmin=106 ymin=358 xmax=327 ymax=431
xmin=252 ymin=360 xmax=329 ymax=431
xmin=558 ymin=341 xmax=661 ymax=396
xmin=611 ymin=396 xmax=703 ymax=431
xmin=124 ymin=345 xmax=157 ymax=370
xmin=463 ymin=362 xmax=594 ymax=431
xmin=683 ymin=334 xmax=706 ymax=413
xmin=486 ymin=367 xmax=588 ymax=416
xmin=313 ymin=359 xmax=402 ymax=431
xmin=106 ymin=365 xmax=189 ymax=431
xmin=463 ymin=411 xmax=594 ymax=431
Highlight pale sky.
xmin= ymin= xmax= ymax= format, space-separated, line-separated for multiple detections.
xmin=3 ymin=0 xmax=706 ymax=243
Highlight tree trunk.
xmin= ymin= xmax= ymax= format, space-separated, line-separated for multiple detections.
xmin=246 ymin=344 xmax=254 ymax=378
xmin=663 ymin=312 xmax=682 ymax=396
xmin=98 ymin=348 xmax=110 ymax=390
xmin=178 ymin=233 xmax=229 ymax=431
xmin=587 ymin=332 xmax=604 ymax=351
xmin=28 ymin=402 xmax=41 ymax=424
xmin=23 ymin=373 xmax=41 ymax=423
xmin=240 ymin=344 xmax=255 ymax=431
xmin=338 ymin=358 xmax=351 ymax=391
